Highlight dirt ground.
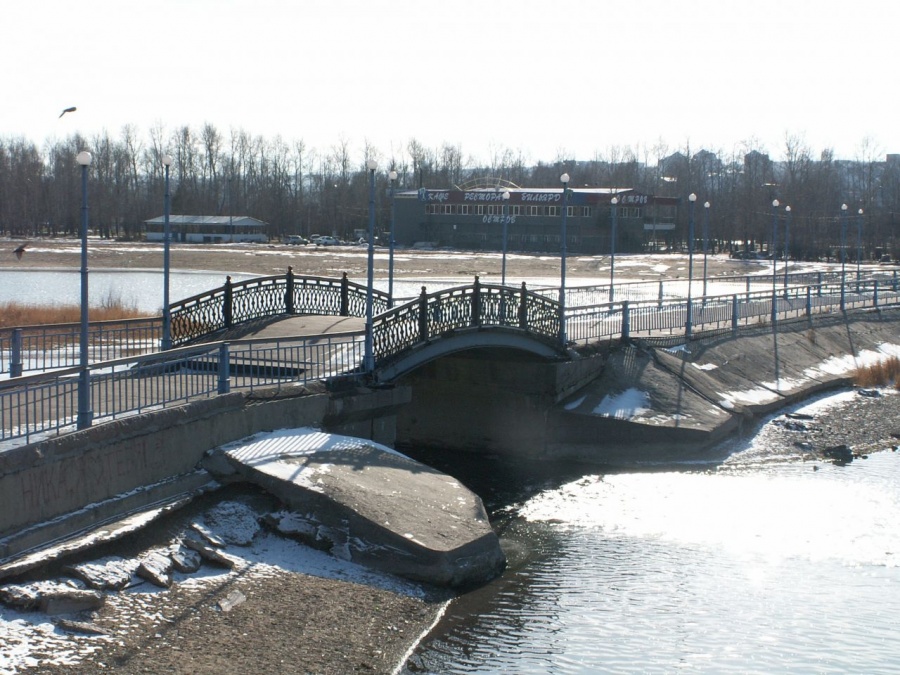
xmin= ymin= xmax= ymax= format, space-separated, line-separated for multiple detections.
xmin=1 ymin=236 xmax=766 ymax=282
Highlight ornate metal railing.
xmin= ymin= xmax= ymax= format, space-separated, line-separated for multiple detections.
xmin=169 ymin=269 xmax=390 ymax=345
xmin=372 ymin=277 xmax=561 ymax=366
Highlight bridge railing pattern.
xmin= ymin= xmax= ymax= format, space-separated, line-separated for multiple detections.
xmin=372 ymin=277 xmax=561 ymax=365
xmin=169 ymin=270 xmax=389 ymax=345
xmin=0 ymin=318 xmax=162 ymax=378
xmin=0 ymin=332 xmax=365 ymax=445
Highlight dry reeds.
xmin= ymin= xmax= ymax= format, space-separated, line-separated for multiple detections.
xmin=853 ymin=356 xmax=900 ymax=390
xmin=0 ymin=296 xmax=152 ymax=328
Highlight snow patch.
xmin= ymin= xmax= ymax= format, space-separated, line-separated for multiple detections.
xmin=593 ymin=389 xmax=651 ymax=420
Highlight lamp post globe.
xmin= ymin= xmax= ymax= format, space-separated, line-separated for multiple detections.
xmin=76 ymin=150 xmax=93 ymax=429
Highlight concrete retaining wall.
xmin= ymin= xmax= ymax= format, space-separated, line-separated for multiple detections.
xmin=0 ymin=384 xmax=410 ymax=570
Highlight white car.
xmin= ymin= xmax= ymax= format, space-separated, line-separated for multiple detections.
xmin=316 ymin=236 xmax=341 ymax=246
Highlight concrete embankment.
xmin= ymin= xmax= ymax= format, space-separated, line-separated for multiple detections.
xmin=547 ymin=311 xmax=900 ymax=465
xmin=394 ymin=310 xmax=900 ymax=466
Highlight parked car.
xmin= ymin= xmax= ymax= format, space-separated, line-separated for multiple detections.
xmin=283 ymin=235 xmax=308 ymax=245
xmin=315 ymin=236 xmax=341 ymax=246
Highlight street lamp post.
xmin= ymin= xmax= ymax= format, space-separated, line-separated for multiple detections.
xmin=388 ymin=169 xmax=398 ymax=308
xmin=841 ymin=203 xmax=848 ymax=310
xmin=857 ymin=208 xmax=864 ymax=283
xmin=501 ymin=190 xmax=510 ymax=287
xmin=75 ymin=150 xmax=93 ymax=429
xmin=559 ymin=173 xmax=570 ymax=345
xmin=702 ymin=201 xmax=710 ymax=299
xmin=162 ymin=154 xmax=173 ymax=350
xmin=609 ymin=196 xmax=618 ymax=302
xmin=783 ymin=205 xmax=791 ymax=296
xmin=771 ymin=198 xmax=780 ymax=323
xmin=686 ymin=193 xmax=696 ymax=341
xmin=364 ymin=159 xmax=377 ymax=373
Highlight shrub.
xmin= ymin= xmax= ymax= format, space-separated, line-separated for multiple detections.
xmin=853 ymin=356 xmax=900 ymax=388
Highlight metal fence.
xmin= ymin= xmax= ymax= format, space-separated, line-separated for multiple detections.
xmin=0 ymin=332 xmax=365 ymax=445
xmin=564 ymin=278 xmax=900 ymax=344
xmin=544 ymin=269 xmax=900 ymax=308
xmin=0 ymin=318 xmax=162 ymax=377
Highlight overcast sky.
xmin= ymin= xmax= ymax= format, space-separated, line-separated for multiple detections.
xmin=4 ymin=0 xmax=897 ymax=167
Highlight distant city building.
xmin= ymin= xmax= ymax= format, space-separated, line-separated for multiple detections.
xmin=144 ymin=215 xmax=269 ymax=243
xmin=392 ymin=186 xmax=680 ymax=253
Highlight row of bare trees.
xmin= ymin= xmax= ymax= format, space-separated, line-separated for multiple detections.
xmin=1 ymin=126 xmax=898 ymax=260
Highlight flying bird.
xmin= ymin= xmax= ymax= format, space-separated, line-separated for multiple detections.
xmin=14 ymin=243 xmax=28 ymax=260
xmin=59 ymin=106 xmax=76 ymax=118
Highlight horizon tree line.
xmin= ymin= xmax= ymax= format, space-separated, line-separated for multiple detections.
xmin=0 ymin=125 xmax=898 ymax=261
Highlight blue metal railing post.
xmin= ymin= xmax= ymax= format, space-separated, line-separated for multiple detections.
xmin=817 ymin=271 xmax=823 ymax=297
xmin=10 ymin=329 xmax=23 ymax=378
xmin=874 ymin=280 xmax=879 ymax=309
xmin=806 ymin=286 xmax=812 ymax=317
xmin=218 ymin=343 xmax=231 ymax=394
xmin=658 ymin=280 xmax=664 ymax=309
xmin=621 ymin=301 xmax=630 ymax=341
xmin=731 ymin=295 xmax=739 ymax=334
xmin=77 ymin=156 xmax=93 ymax=430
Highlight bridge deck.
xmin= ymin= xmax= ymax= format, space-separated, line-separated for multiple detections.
xmin=214 ymin=315 xmax=366 ymax=342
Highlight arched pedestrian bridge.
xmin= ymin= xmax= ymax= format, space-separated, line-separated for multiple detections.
xmin=168 ymin=270 xmax=570 ymax=381
xmin=4 ymin=266 xmax=898 ymax=445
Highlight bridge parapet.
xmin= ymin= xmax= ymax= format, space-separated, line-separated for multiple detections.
xmin=372 ymin=277 xmax=562 ymax=369
xmin=170 ymin=270 xmax=389 ymax=345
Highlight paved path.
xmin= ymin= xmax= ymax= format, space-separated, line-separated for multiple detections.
xmin=221 ymin=315 xmax=365 ymax=341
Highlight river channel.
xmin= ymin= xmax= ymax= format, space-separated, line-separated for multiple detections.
xmin=399 ymin=390 xmax=900 ymax=674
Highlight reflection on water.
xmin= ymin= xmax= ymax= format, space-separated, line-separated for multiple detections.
xmin=401 ymin=393 xmax=900 ymax=674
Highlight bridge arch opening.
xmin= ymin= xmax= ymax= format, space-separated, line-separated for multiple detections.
xmin=390 ymin=346 xmax=576 ymax=459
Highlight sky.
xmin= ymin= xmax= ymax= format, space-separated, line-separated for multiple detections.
xmin=4 ymin=0 xmax=899 ymax=168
